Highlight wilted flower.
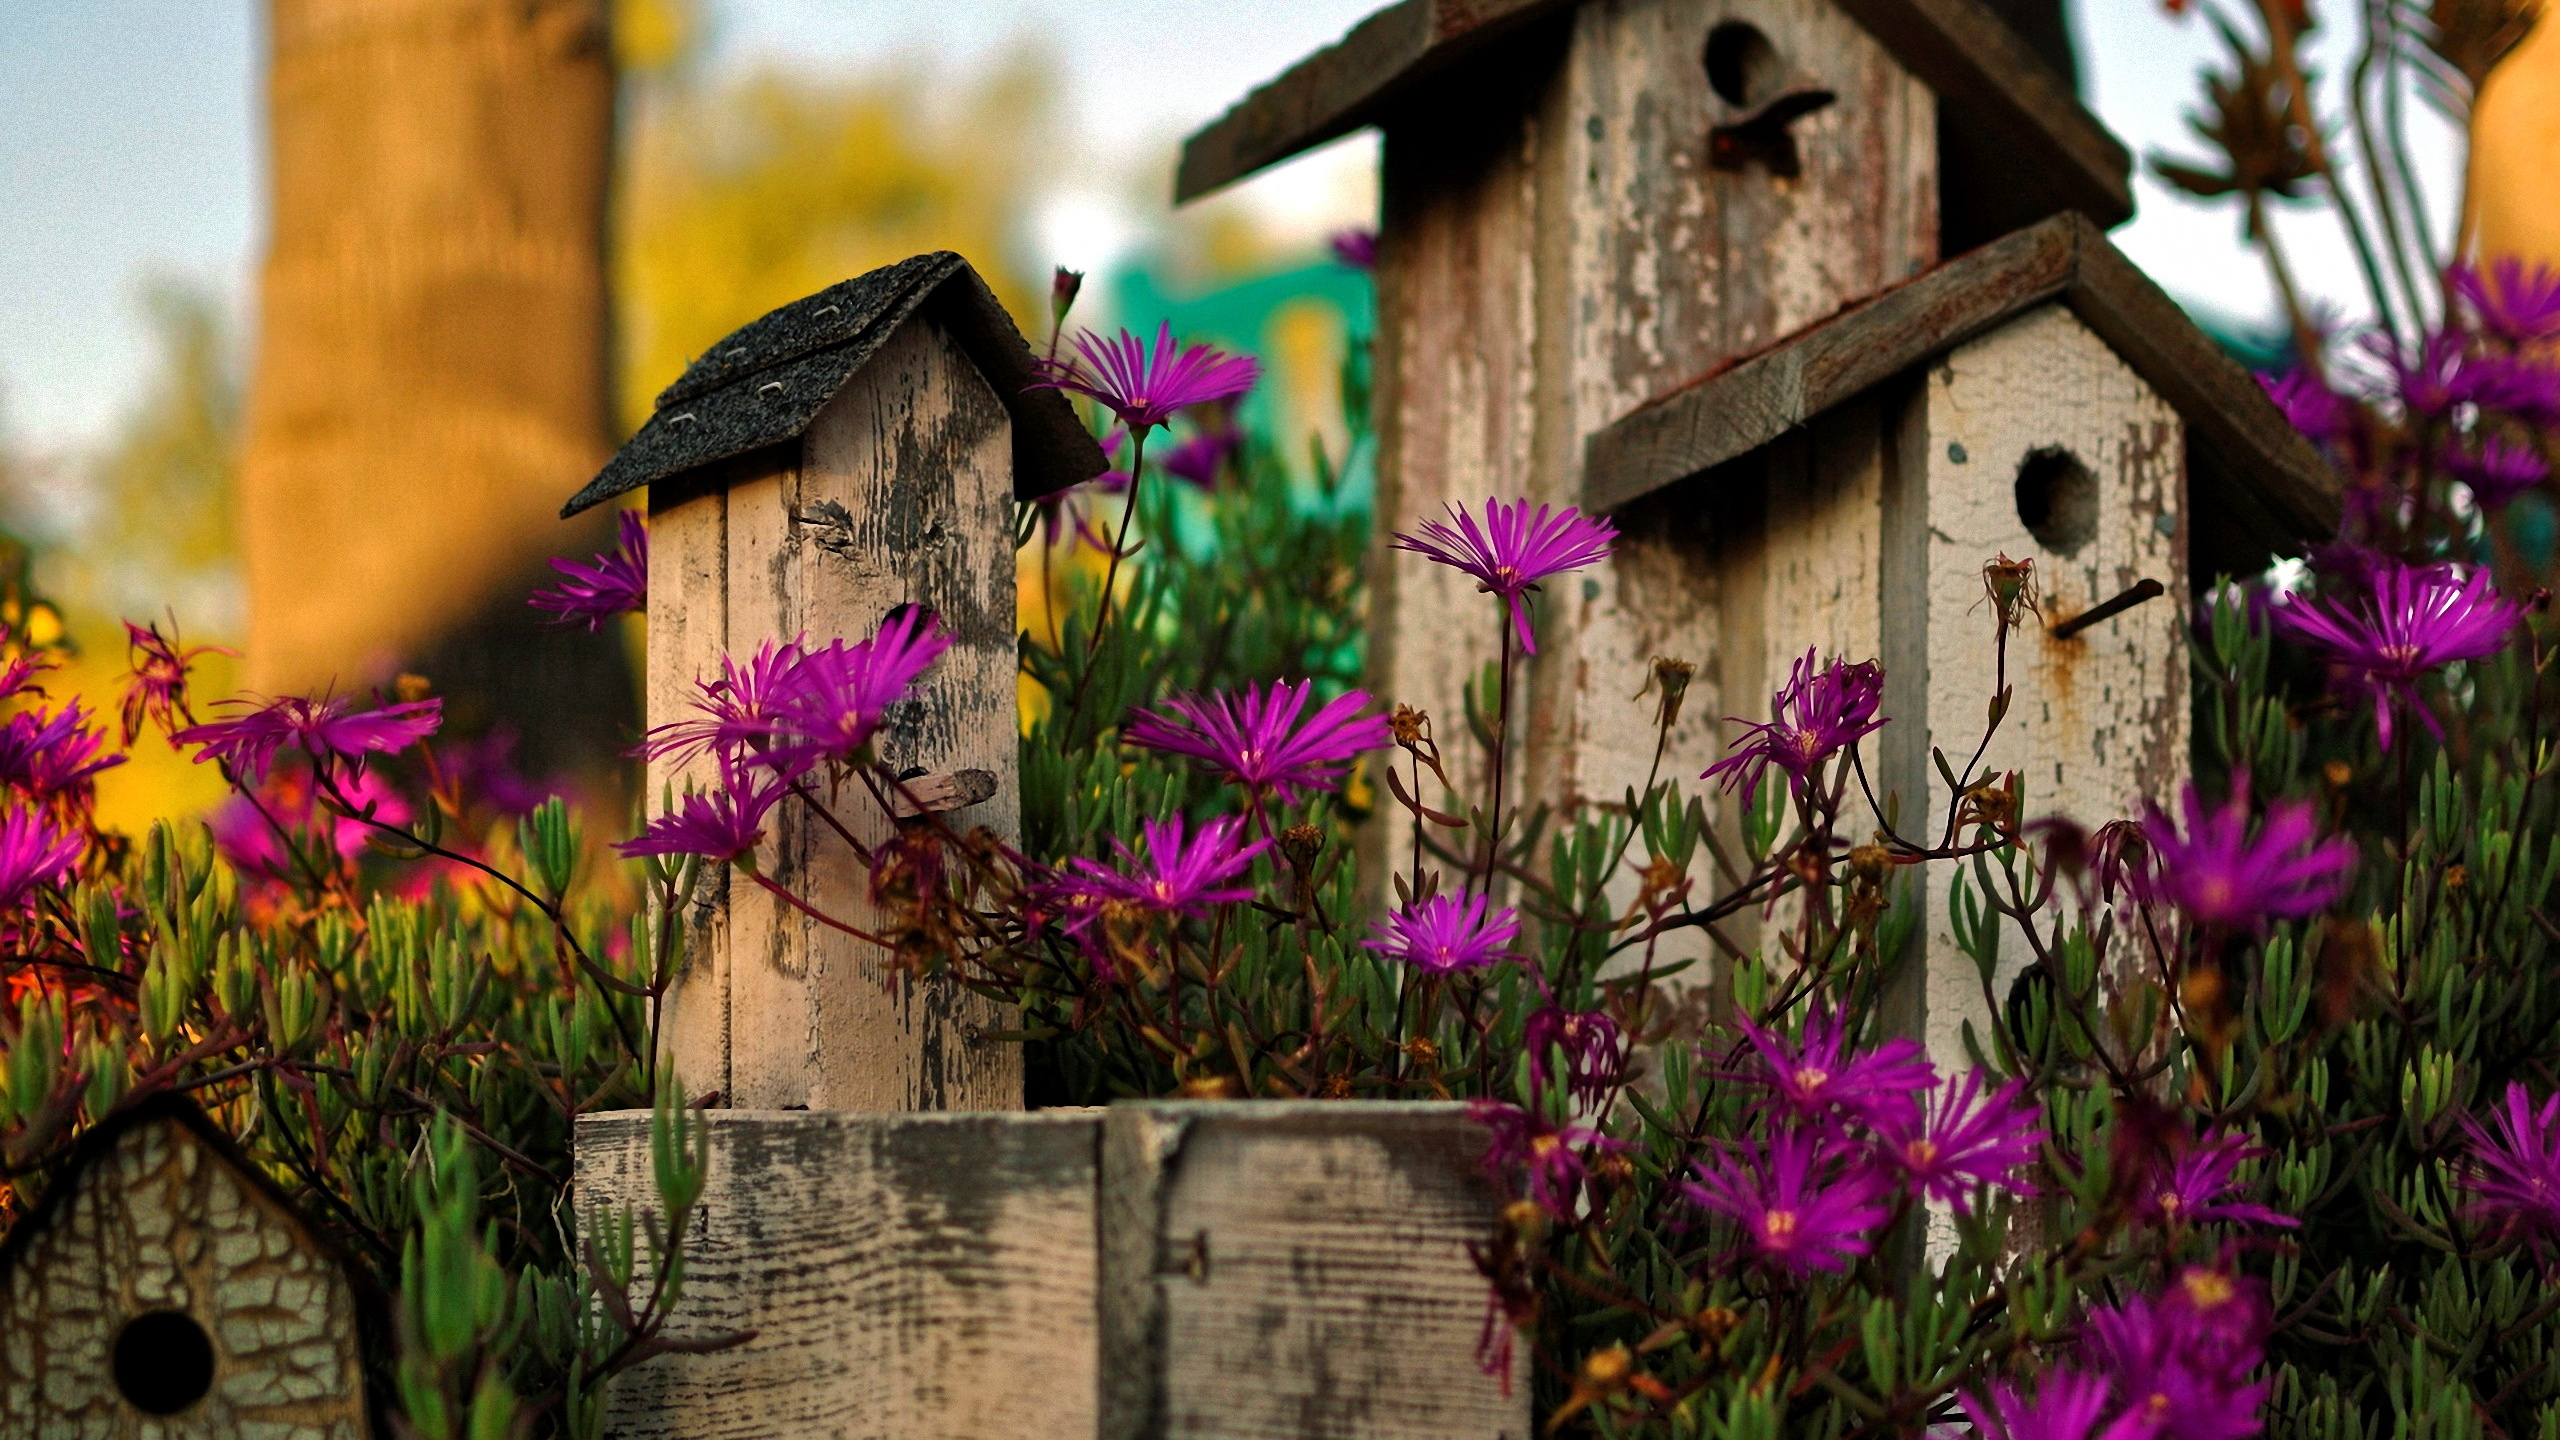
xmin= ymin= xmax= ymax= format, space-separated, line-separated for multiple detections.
xmin=119 ymin=619 xmax=222 ymax=745
xmin=0 ymin=807 xmax=81 ymax=910
xmin=1525 ymin=1003 xmax=1624 ymax=1109
xmin=175 ymin=694 xmax=442 ymax=784
xmin=1871 ymin=1070 xmax=2043 ymax=1217
xmin=2275 ymin=561 xmax=2520 ymax=748
xmin=2136 ymin=777 xmax=2354 ymax=929
xmin=2452 ymin=257 xmax=2560 ymax=345
xmin=1681 ymin=1129 xmax=1890 ymax=1277
xmin=765 ymin=607 xmax=952 ymax=770
xmin=1124 ymin=679 xmax=1391 ymax=803
xmin=1470 ymin=1099 xmax=1624 ymax=1217
xmin=1367 ymin=890 xmax=1520 ymax=974
xmin=1031 ymin=322 xmax=1261 ymax=435
xmin=2444 ymin=434 xmax=2549 ymax=509
xmin=1734 ymin=1003 xmax=1936 ymax=1128
xmin=1064 ymin=814 xmax=1266 ymax=920
xmin=618 ymin=762 xmax=786 ymax=864
xmin=1704 ymin=649 xmax=1887 ymax=804
xmin=1392 ymin=497 xmax=1617 ymax=655
xmin=1330 ymin=228 xmax=1378 ymax=270
xmin=529 ymin=509 xmax=647 ymax=630
xmin=2457 ymin=1081 xmax=2560 ymax=1253
xmin=2257 ymin=366 xmax=2356 ymax=446
xmin=2135 ymin=1129 xmax=2299 ymax=1231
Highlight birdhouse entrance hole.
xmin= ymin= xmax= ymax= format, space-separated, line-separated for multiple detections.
xmin=1703 ymin=22 xmax=1780 ymax=107
xmin=113 ymin=1309 xmax=216 ymax=1415
xmin=2014 ymin=446 xmax=2099 ymax=555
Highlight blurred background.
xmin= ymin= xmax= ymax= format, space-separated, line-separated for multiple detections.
xmin=0 ymin=0 xmax=2544 ymax=831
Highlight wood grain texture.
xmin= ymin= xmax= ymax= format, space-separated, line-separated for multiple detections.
xmin=649 ymin=472 xmax=738 ymax=1106
xmin=1581 ymin=213 xmax=2339 ymax=562
xmin=576 ymin=1109 xmax=1100 ymax=1440
xmin=0 ymin=1114 xmax=368 ymax=1438
xmin=716 ymin=315 xmax=1023 ymax=1113
xmin=1099 ymin=1102 xmax=1526 ymax=1440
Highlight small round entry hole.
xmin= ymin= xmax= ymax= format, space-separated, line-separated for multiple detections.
xmin=1704 ymin=22 xmax=1782 ymax=108
xmin=2014 ymin=446 xmax=2099 ymax=555
xmin=114 ymin=1310 xmax=215 ymax=1415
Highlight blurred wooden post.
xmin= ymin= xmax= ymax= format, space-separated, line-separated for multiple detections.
xmin=565 ymin=253 xmax=1105 ymax=1112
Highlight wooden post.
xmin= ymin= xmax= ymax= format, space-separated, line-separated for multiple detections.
xmin=1099 ymin=1102 xmax=1525 ymax=1440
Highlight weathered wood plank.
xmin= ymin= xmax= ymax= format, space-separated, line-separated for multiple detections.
xmin=577 ymin=1109 xmax=1100 ymax=1440
xmin=649 ymin=476 xmax=734 ymax=1106
xmin=1099 ymin=1102 xmax=1526 ymax=1440
xmin=720 ymin=459 xmax=807 ymax=1112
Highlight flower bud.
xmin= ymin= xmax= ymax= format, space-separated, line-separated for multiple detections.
xmin=1050 ymin=267 xmax=1084 ymax=327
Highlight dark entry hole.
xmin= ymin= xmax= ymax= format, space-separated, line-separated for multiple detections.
xmin=2014 ymin=446 xmax=2099 ymax=554
xmin=114 ymin=1310 xmax=215 ymax=1415
xmin=1704 ymin=21 xmax=1782 ymax=107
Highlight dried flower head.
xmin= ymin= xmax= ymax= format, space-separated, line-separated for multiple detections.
xmin=1392 ymin=497 xmax=1617 ymax=656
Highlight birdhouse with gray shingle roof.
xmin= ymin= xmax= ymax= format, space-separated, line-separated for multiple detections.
xmin=564 ymin=252 xmax=1105 ymax=1118
xmin=0 ymin=1095 xmax=373 ymax=1437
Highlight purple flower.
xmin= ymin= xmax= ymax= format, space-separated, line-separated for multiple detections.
xmin=1065 ymin=814 xmax=1266 ymax=919
xmin=1680 ymin=1129 xmax=1890 ymax=1277
xmin=2136 ymin=1129 xmax=2299 ymax=1231
xmin=119 ymin=620 xmax=222 ymax=745
xmin=2275 ymin=561 xmax=2521 ymax=747
xmin=1366 ymin=891 xmax=1520 ymax=974
xmin=1872 ymin=1069 xmax=2042 ymax=1217
xmin=0 ymin=808 xmax=80 ymax=910
xmin=2452 ymin=256 xmax=2560 ymax=344
xmin=2445 ymin=434 xmax=2549 ymax=509
xmin=2487 ymin=358 xmax=2560 ymax=427
xmin=1705 ymin=649 xmax=1888 ymax=804
xmin=2080 ymin=1270 xmax=2270 ymax=1440
xmin=1525 ymin=1004 xmax=1624 ymax=1109
xmin=175 ymin=694 xmax=442 ymax=784
xmin=618 ymin=761 xmax=786 ymax=864
xmin=211 ymin=765 xmax=412 ymax=877
xmin=2457 ymin=1081 xmax=2560 ymax=1253
xmin=0 ymin=701 xmax=125 ymax=806
xmin=1469 ymin=1099 xmax=1624 ymax=1217
xmin=766 ymin=608 xmax=952 ymax=770
xmin=1159 ymin=413 xmax=1240 ymax=489
xmin=1733 ymin=1003 xmax=1936 ymax=1128
xmin=1031 ymin=322 xmax=1261 ymax=435
xmin=1330 ymin=228 xmax=1378 ymax=270
xmin=2256 ymin=366 xmax=2355 ymax=446
xmin=530 ymin=509 xmax=647 ymax=630
xmin=2365 ymin=329 xmax=2495 ymax=418
xmin=1960 ymin=1368 xmax=2156 ymax=1440
xmin=1124 ymin=679 xmax=1391 ymax=803
xmin=1392 ymin=497 xmax=1617 ymax=656
xmin=2135 ymin=777 xmax=2354 ymax=930
xmin=640 ymin=639 xmax=808 ymax=772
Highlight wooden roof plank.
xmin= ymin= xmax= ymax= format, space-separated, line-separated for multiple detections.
xmin=1581 ymin=214 xmax=2340 ymax=551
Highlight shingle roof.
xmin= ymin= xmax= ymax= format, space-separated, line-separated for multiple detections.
xmin=562 ymin=252 xmax=1107 ymax=517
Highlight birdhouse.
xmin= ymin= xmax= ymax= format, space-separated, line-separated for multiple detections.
xmin=0 ymin=1095 xmax=373 ymax=1437
xmin=562 ymin=252 xmax=1107 ymax=1113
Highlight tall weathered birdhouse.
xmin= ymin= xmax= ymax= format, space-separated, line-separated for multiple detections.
xmin=563 ymin=252 xmax=1107 ymax=1113
xmin=0 ymin=1096 xmax=373 ymax=1436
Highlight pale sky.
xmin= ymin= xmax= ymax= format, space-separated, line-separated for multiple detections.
xmin=0 ymin=0 xmax=2463 ymax=453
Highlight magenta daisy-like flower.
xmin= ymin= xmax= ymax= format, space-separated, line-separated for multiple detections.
xmin=1871 ymin=1069 xmax=2042 ymax=1217
xmin=1392 ymin=497 xmax=1617 ymax=655
xmin=2080 ymin=1270 xmax=2271 ymax=1440
xmin=1733 ymin=1003 xmax=1936 ymax=1128
xmin=1366 ymin=890 xmax=1521 ymax=974
xmin=765 ymin=607 xmax=952 ymax=770
xmin=2453 ymin=257 xmax=2560 ymax=345
xmin=1680 ymin=1129 xmax=1890 ymax=1278
xmin=0 ymin=701 xmax=125 ymax=806
xmin=640 ymin=639 xmax=809 ymax=772
xmin=175 ymin=694 xmax=442 ymax=783
xmin=1960 ymin=1368 xmax=2153 ymax=1440
xmin=1468 ymin=1099 xmax=1626 ymax=1218
xmin=1705 ymin=648 xmax=1888 ymax=804
xmin=618 ymin=761 xmax=786 ymax=864
xmin=1159 ymin=409 xmax=1240 ymax=489
xmin=1066 ymin=814 xmax=1266 ymax=919
xmin=2256 ymin=366 xmax=2355 ymax=446
xmin=0 ymin=807 xmax=81 ymax=910
xmin=1330 ymin=228 xmax=1378 ymax=271
xmin=2135 ymin=776 xmax=2354 ymax=930
xmin=2445 ymin=435 xmax=2549 ymax=509
xmin=2134 ymin=1129 xmax=2297 ymax=1231
xmin=530 ymin=509 xmax=647 ymax=630
xmin=2366 ymin=329 xmax=2497 ymax=418
xmin=1123 ymin=679 xmax=1390 ymax=803
xmin=1525 ymin=1003 xmax=1625 ymax=1110
xmin=2457 ymin=1081 xmax=2560 ymax=1252
xmin=2275 ymin=561 xmax=2521 ymax=748
xmin=1031 ymin=322 xmax=1261 ymax=435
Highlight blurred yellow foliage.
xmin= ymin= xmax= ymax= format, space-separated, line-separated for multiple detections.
xmin=615 ymin=3 xmax=1059 ymax=429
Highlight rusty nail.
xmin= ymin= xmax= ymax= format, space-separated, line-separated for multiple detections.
xmin=2050 ymin=578 xmax=2165 ymax=640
